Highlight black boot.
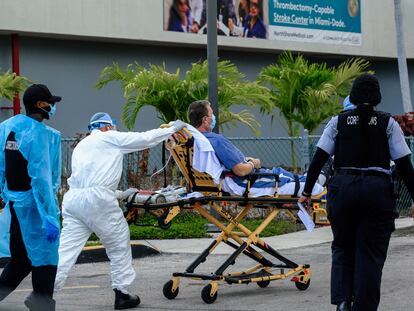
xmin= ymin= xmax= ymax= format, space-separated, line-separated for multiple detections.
xmin=114 ymin=289 xmax=140 ymax=310
xmin=336 ymin=301 xmax=351 ymax=311
xmin=24 ymin=292 xmax=56 ymax=311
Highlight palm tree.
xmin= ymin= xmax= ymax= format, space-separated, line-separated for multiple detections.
xmin=259 ymin=52 xmax=370 ymax=167
xmin=0 ymin=71 xmax=29 ymax=100
xmin=96 ymin=60 xmax=272 ymax=135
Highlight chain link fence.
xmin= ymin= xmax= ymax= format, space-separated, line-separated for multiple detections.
xmin=61 ymin=134 xmax=414 ymax=217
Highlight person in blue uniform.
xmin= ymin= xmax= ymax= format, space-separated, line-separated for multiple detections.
xmin=298 ymin=74 xmax=414 ymax=311
xmin=0 ymin=84 xmax=62 ymax=311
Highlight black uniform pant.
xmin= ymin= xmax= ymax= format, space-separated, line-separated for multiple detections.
xmin=327 ymin=174 xmax=395 ymax=311
xmin=0 ymin=202 xmax=57 ymax=310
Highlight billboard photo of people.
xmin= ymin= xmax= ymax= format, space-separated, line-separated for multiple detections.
xmin=163 ymin=0 xmax=269 ymax=39
xmin=163 ymin=1 xmax=361 ymax=45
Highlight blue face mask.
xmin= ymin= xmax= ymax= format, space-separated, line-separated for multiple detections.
xmin=40 ymin=103 xmax=57 ymax=119
xmin=48 ymin=104 xmax=57 ymax=118
xmin=211 ymin=114 xmax=216 ymax=130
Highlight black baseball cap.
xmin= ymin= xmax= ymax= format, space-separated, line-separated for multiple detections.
xmin=23 ymin=84 xmax=62 ymax=107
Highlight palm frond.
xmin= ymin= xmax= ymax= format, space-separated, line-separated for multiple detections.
xmin=219 ymin=109 xmax=261 ymax=136
xmin=333 ymin=58 xmax=370 ymax=96
xmin=97 ymin=60 xmax=270 ymax=135
xmin=258 ymin=52 xmax=370 ymax=133
xmin=0 ymin=71 xmax=30 ymax=100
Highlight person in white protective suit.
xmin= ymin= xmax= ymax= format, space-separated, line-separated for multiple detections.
xmin=54 ymin=112 xmax=186 ymax=310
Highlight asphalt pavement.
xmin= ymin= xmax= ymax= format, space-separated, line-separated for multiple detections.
xmin=0 ymin=219 xmax=413 ymax=311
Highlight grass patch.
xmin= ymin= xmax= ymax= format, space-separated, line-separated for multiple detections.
xmin=87 ymin=212 xmax=302 ymax=241
xmin=129 ymin=212 xmax=210 ymax=239
xmin=239 ymin=218 xmax=302 ymax=237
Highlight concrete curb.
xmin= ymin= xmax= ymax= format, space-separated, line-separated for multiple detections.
xmin=1 ymin=219 xmax=412 ymax=266
xmin=0 ymin=242 xmax=159 ymax=268
xmin=75 ymin=242 xmax=159 ymax=264
xmin=133 ymin=218 xmax=414 ymax=255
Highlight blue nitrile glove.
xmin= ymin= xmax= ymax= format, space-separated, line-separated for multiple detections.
xmin=45 ymin=218 xmax=59 ymax=243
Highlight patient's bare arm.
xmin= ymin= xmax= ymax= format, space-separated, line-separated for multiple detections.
xmin=232 ymin=158 xmax=261 ymax=177
xmin=245 ymin=157 xmax=261 ymax=169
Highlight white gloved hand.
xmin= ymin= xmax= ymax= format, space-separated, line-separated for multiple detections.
xmin=116 ymin=188 xmax=139 ymax=200
xmin=171 ymin=120 xmax=187 ymax=132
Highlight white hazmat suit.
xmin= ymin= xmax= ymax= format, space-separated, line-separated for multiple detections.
xmin=55 ymin=123 xmax=184 ymax=293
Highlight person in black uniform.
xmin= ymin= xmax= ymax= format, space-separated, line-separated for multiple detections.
xmin=298 ymin=74 xmax=414 ymax=311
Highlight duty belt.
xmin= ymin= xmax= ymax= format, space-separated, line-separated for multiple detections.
xmin=335 ymin=168 xmax=389 ymax=177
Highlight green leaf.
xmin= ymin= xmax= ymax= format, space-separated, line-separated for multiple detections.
xmin=258 ymin=51 xmax=371 ymax=134
xmin=0 ymin=71 xmax=30 ymax=100
xmin=96 ymin=60 xmax=272 ymax=135
xmin=258 ymin=51 xmax=370 ymax=167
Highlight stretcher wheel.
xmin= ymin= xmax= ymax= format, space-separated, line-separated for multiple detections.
xmin=158 ymin=213 xmax=172 ymax=230
xmin=163 ymin=280 xmax=179 ymax=299
xmin=257 ymin=280 xmax=270 ymax=288
xmin=201 ymin=284 xmax=217 ymax=304
xmin=295 ymin=272 xmax=310 ymax=291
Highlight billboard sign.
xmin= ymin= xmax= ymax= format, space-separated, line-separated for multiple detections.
xmin=268 ymin=0 xmax=361 ymax=45
xmin=163 ymin=0 xmax=361 ymax=46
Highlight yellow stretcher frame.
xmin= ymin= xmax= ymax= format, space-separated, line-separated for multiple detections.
xmin=126 ymin=128 xmax=328 ymax=304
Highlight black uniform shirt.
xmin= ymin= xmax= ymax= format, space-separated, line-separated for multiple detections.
xmin=5 ymin=132 xmax=31 ymax=191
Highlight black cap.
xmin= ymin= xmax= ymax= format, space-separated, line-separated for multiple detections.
xmin=23 ymin=84 xmax=62 ymax=108
xmin=349 ymin=74 xmax=381 ymax=106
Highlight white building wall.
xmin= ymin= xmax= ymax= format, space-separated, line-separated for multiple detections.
xmin=0 ymin=0 xmax=413 ymax=59
xmin=0 ymin=1 xmax=413 ymax=137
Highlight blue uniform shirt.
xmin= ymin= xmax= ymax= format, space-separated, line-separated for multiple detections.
xmin=202 ymin=132 xmax=245 ymax=170
xmin=317 ymin=115 xmax=411 ymax=172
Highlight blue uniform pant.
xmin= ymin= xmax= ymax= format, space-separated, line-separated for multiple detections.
xmin=327 ymin=174 xmax=395 ymax=311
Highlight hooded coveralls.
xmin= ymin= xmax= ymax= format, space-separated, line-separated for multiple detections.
xmin=55 ymin=127 xmax=178 ymax=293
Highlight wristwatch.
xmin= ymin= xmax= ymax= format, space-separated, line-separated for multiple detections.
xmin=302 ymin=191 xmax=312 ymax=198
xmin=246 ymin=160 xmax=255 ymax=170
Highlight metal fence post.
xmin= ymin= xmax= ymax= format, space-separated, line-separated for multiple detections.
xmin=122 ymin=158 xmax=128 ymax=191
xmin=302 ymin=129 xmax=310 ymax=172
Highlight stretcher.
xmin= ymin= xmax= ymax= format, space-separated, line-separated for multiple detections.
xmin=124 ymin=128 xmax=328 ymax=304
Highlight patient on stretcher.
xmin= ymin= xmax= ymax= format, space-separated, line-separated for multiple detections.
xmin=186 ymin=100 xmax=325 ymax=197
